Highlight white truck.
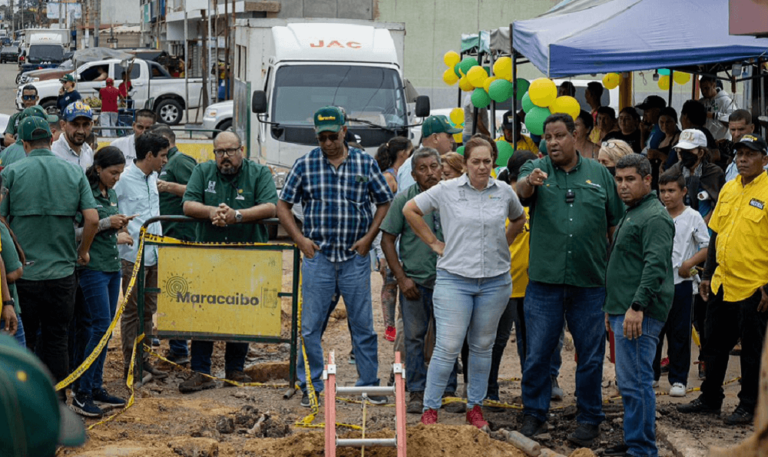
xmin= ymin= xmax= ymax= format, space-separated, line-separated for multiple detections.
xmin=21 ymin=28 xmax=70 ymax=71
xmin=20 ymin=58 xmax=204 ymax=124
xmin=234 ymin=19 xmax=428 ymax=174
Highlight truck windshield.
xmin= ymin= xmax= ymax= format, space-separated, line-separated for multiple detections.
xmin=28 ymin=45 xmax=64 ymax=61
xmin=272 ymin=65 xmax=407 ymax=128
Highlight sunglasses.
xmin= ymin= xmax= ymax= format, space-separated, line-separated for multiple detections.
xmin=317 ymin=133 xmax=339 ymax=143
xmin=22 ymin=95 xmax=36 ymax=101
xmin=601 ymin=141 xmax=620 ymax=149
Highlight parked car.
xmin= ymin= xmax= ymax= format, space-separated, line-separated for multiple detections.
xmin=1 ymin=46 xmax=19 ymax=63
xmin=201 ymin=100 xmax=233 ymax=138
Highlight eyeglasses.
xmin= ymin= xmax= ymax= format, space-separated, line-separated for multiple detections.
xmin=601 ymin=141 xmax=620 ymax=149
xmin=213 ymin=147 xmax=241 ymax=157
xmin=21 ymin=95 xmax=36 ymax=101
xmin=317 ymin=133 xmax=339 ymax=143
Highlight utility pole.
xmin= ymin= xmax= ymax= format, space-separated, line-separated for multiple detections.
xmin=93 ymin=0 xmax=100 ymax=47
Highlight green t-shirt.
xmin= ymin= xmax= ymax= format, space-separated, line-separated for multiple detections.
xmin=379 ymin=183 xmax=443 ymax=288
xmin=1 ymin=149 xmax=97 ymax=281
xmin=0 ymin=223 xmax=22 ymax=314
xmin=182 ymin=160 xmax=278 ymax=243
xmin=519 ymin=154 xmax=624 ymax=288
xmin=82 ymin=185 xmax=121 ymax=273
xmin=4 ymin=111 xmax=21 ymax=137
xmin=604 ymin=192 xmax=675 ymax=323
xmin=159 ymin=147 xmax=197 ymax=241
xmin=0 ymin=141 xmax=25 ymax=168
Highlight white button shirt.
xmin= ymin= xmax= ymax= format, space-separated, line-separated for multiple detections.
xmin=110 ymin=134 xmax=137 ymax=162
xmin=51 ymin=134 xmax=94 ymax=172
xmin=113 ymin=162 xmax=162 ymax=266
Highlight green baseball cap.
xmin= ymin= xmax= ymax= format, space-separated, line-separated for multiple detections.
xmin=18 ymin=116 xmax=52 ymax=141
xmin=0 ymin=333 xmax=86 ymax=456
xmin=421 ymin=115 xmax=462 ymax=137
xmin=313 ymin=106 xmax=346 ymax=134
xmin=59 ymin=74 xmax=75 ymax=83
xmin=20 ymin=105 xmax=58 ymax=124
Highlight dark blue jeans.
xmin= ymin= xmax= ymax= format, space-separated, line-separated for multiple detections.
xmin=400 ymin=285 xmax=457 ymax=393
xmin=611 ymin=314 xmax=664 ymax=457
xmin=522 ymin=281 xmax=606 ymax=425
xmin=653 ymin=281 xmax=693 ymax=385
xmin=0 ymin=313 xmax=25 ymax=346
xmin=77 ymin=270 xmax=121 ymax=394
xmin=190 ymin=341 xmax=249 ymax=375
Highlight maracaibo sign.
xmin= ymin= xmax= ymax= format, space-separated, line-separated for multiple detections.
xmin=156 ymin=247 xmax=283 ymax=338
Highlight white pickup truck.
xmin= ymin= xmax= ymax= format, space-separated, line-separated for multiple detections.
xmin=18 ymin=58 xmax=203 ymax=124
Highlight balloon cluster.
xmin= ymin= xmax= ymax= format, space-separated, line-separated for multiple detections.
xmin=519 ymin=78 xmax=580 ymax=136
xmin=656 ymin=69 xmax=691 ymax=90
xmin=442 ymin=51 xmax=529 ymax=109
xmin=449 ymin=108 xmax=465 ymax=144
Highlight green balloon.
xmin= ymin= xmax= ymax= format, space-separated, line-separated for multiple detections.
xmin=489 ymin=79 xmax=513 ymax=103
xmin=471 ymin=88 xmax=491 ymax=108
xmin=525 ymin=106 xmax=551 ymax=136
xmin=496 ymin=140 xmax=514 ymax=167
xmin=454 ymin=62 xmax=463 ymax=78
xmin=456 ymin=146 xmax=465 ymax=156
xmin=459 ymin=57 xmax=479 ymax=77
xmin=658 ymin=68 xmax=670 ymax=76
xmin=522 ymin=92 xmax=534 ymax=112
xmin=516 ymin=79 xmax=530 ymax=101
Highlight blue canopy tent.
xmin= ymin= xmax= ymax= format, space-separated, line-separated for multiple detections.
xmin=509 ymin=0 xmax=768 ymax=78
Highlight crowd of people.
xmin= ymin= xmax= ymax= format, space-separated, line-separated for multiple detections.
xmin=0 ymin=72 xmax=766 ymax=457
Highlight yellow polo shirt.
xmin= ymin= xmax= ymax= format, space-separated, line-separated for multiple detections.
xmin=709 ymin=172 xmax=768 ymax=302
xmin=508 ymin=207 xmax=531 ymax=298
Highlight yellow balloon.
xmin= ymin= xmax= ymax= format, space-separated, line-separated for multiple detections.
xmin=658 ymin=75 xmax=670 ymax=91
xmin=528 ymin=78 xmax=557 ymax=108
xmin=453 ymin=132 xmax=464 ymax=144
xmin=673 ymin=72 xmax=691 ymax=85
xmin=493 ymin=57 xmax=512 ymax=80
xmin=483 ymin=76 xmax=498 ymax=93
xmin=550 ymin=95 xmax=581 ymax=120
xmin=467 ymin=66 xmax=488 ymax=88
xmin=444 ymin=51 xmax=461 ymax=68
xmin=450 ymin=107 xmax=465 ymax=125
xmin=459 ymin=76 xmax=474 ymax=92
xmin=443 ymin=68 xmax=459 ymax=86
xmin=602 ymin=73 xmax=621 ymax=90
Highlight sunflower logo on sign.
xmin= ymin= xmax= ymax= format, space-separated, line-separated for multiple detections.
xmin=164 ymin=273 xmax=191 ymax=300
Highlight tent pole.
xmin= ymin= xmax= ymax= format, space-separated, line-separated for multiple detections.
xmin=472 ymin=50 xmax=483 ymax=136
xmin=489 ymin=50 xmax=496 ymax=137
xmin=510 ymin=23 xmax=517 ymax=148
xmin=761 ymin=59 xmax=766 ymax=137
xmin=668 ymin=69 xmax=674 ymax=108
xmin=458 ymin=51 xmax=463 ymax=109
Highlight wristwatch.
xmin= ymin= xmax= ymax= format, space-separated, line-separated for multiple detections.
xmin=630 ymin=302 xmax=645 ymax=312
xmin=3 ymin=299 xmax=14 ymax=308
xmin=234 ymin=210 xmax=243 ymax=224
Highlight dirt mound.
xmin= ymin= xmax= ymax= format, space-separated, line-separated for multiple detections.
xmin=239 ymin=424 xmax=527 ymax=456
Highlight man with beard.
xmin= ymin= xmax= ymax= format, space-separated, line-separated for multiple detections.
xmin=379 ymin=147 xmax=449 ymax=414
xmin=515 ymin=113 xmax=624 ymax=446
xmin=110 ymin=109 xmax=157 ymax=162
xmin=278 ymin=106 xmax=393 ymax=408
xmin=179 ymin=131 xmax=278 ymax=392
xmin=52 ymin=102 xmax=94 ymax=171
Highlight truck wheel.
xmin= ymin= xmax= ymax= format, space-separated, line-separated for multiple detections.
xmin=155 ymin=99 xmax=183 ymax=125
xmin=15 ymin=72 xmax=21 ymax=84
xmin=41 ymin=100 xmax=58 ymax=115
xmin=213 ymin=119 xmax=232 ymax=138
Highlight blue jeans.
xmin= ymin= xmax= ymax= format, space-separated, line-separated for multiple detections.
xmin=1 ymin=314 xmax=26 ymax=346
xmin=298 ymin=252 xmax=379 ymax=393
xmin=611 ymin=315 xmax=664 ymax=457
xmin=190 ymin=340 xmax=248 ymax=374
xmin=522 ymin=281 xmax=606 ymax=424
xmin=424 ymin=270 xmax=511 ymax=410
xmin=77 ymin=270 xmax=121 ymax=394
xmin=401 ymin=285 xmax=457 ymax=393
xmin=169 ymin=339 xmax=189 ymax=357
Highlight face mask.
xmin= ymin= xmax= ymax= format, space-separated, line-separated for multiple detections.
xmin=680 ymin=150 xmax=699 ymax=169
xmin=606 ymin=166 xmax=616 ymax=176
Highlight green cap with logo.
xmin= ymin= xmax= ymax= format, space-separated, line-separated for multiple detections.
xmin=20 ymin=105 xmax=58 ymax=124
xmin=0 ymin=333 xmax=86 ymax=456
xmin=18 ymin=116 xmax=52 ymax=141
xmin=313 ymin=106 xmax=346 ymax=133
xmin=421 ymin=115 xmax=462 ymax=137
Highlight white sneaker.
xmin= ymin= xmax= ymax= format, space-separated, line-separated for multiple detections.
xmin=652 ymin=380 xmax=659 ymax=388
xmin=669 ymin=383 xmax=687 ymax=397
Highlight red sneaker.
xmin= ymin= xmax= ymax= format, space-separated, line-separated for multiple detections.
xmin=421 ymin=409 xmax=438 ymax=425
xmin=384 ymin=326 xmax=396 ymax=342
xmin=466 ymin=405 xmax=488 ymax=429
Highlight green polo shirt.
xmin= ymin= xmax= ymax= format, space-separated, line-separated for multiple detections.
xmin=380 ymin=183 xmax=443 ymax=288
xmin=0 ymin=141 xmax=25 ymax=168
xmin=1 ymin=149 xmax=97 ymax=281
xmin=182 ymin=159 xmax=278 ymax=243
xmin=0 ymin=223 xmax=22 ymax=315
xmin=159 ymin=147 xmax=197 ymax=241
xmin=82 ymin=185 xmax=121 ymax=273
xmin=519 ymin=154 xmax=624 ymax=288
xmin=604 ymin=192 xmax=675 ymax=322
xmin=4 ymin=111 xmax=21 ymax=137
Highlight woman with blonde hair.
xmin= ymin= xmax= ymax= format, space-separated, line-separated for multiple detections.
xmin=441 ymin=152 xmax=465 ymax=180
xmin=597 ymin=139 xmax=634 ymax=175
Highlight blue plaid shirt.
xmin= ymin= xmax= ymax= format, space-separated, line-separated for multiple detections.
xmin=280 ymin=147 xmax=393 ymax=262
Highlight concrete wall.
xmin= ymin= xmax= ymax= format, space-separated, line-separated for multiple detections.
xmin=277 ymin=0 xmax=374 ymax=20
xmin=375 ymin=0 xmax=559 ymax=109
